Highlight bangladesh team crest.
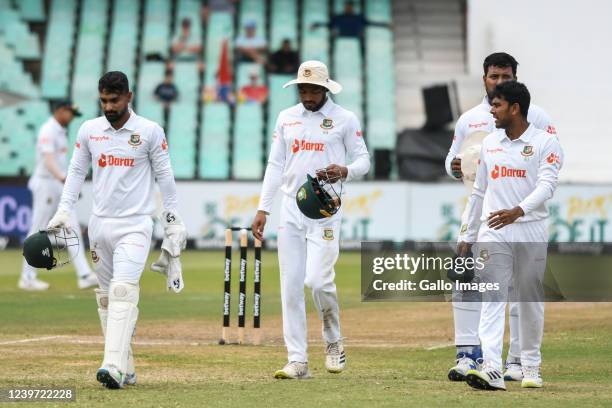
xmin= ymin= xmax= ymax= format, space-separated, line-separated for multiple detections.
xmin=297 ymin=187 xmax=307 ymax=201
xmin=323 ymin=228 xmax=334 ymax=240
xmin=320 ymin=118 xmax=334 ymax=130
xmin=521 ymin=145 xmax=534 ymax=157
xmin=479 ymin=249 xmax=489 ymax=261
xmin=91 ymin=250 xmax=99 ymax=263
xmin=128 ymin=133 xmax=142 ymax=146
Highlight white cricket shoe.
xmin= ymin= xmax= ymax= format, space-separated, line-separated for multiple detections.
xmin=325 ymin=341 xmax=346 ymax=373
xmin=124 ymin=372 xmax=137 ymax=386
xmin=465 ymin=363 xmax=506 ymax=391
xmin=504 ymin=361 xmax=523 ymax=381
xmin=18 ymin=278 xmax=49 ymax=291
xmin=521 ymin=365 xmax=543 ymax=388
xmin=78 ymin=274 xmax=98 ymax=289
xmin=448 ymin=356 xmax=477 ymax=381
xmin=96 ymin=365 xmax=124 ymax=389
xmin=274 ymin=361 xmax=311 ymax=379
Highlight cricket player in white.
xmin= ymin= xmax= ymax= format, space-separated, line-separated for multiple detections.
xmin=19 ymin=101 xmax=98 ymax=291
xmin=445 ymin=53 xmax=558 ymax=382
xmin=252 ymin=61 xmax=370 ymax=379
xmin=459 ymin=81 xmax=563 ymax=391
xmin=47 ymin=72 xmax=186 ymax=389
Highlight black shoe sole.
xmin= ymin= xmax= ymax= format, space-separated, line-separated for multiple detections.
xmin=448 ymin=369 xmax=466 ymax=382
xmin=465 ymin=373 xmax=505 ymax=391
xmin=97 ymin=369 xmax=122 ymax=389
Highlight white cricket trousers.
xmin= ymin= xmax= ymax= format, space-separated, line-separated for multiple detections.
xmin=477 ymin=220 xmax=548 ymax=371
xmin=454 ymin=205 xmax=520 ymax=362
xmin=21 ymin=177 xmax=92 ymax=281
xmin=277 ymin=195 xmax=342 ymax=363
xmin=87 ymin=214 xmax=153 ymax=289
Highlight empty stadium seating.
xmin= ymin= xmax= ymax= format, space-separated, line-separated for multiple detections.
xmin=0 ymin=0 xmax=397 ymax=179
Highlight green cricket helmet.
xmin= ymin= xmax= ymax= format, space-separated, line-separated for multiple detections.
xmin=296 ymin=173 xmax=342 ymax=219
xmin=22 ymin=228 xmax=80 ymax=270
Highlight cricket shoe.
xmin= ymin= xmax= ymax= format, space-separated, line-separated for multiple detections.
xmin=96 ymin=366 xmax=124 ymax=389
xmin=274 ymin=361 xmax=311 ymax=379
xmin=124 ymin=372 xmax=137 ymax=386
xmin=504 ymin=360 xmax=523 ymax=381
xmin=465 ymin=363 xmax=506 ymax=391
xmin=325 ymin=341 xmax=346 ymax=373
xmin=78 ymin=274 xmax=98 ymax=289
xmin=521 ymin=365 xmax=543 ymax=388
xmin=448 ymin=355 xmax=479 ymax=381
xmin=18 ymin=278 xmax=49 ymax=291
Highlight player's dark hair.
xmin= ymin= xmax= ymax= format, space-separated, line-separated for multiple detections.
xmin=493 ymin=81 xmax=530 ymax=117
xmin=98 ymin=71 xmax=129 ymax=94
xmin=483 ymin=52 xmax=518 ymax=76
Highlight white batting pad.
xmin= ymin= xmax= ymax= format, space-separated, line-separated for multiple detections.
xmin=102 ymin=281 xmax=139 ymax=374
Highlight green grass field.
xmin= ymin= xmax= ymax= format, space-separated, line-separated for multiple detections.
xmin=1 ymin=249 xmax=611 ymax=407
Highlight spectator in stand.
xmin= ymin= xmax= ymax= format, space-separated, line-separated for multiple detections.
xmin=154 ymin=70 xmax=179 ymax=110
xmin=268 ymin=39 xmax=300 ymax=74
xmin=171 ymin=18 xmax=203 ymax=60
xmin=239 ymin=72 xmax=268 ymax=104
xmin=235 ymin=20 xmax=267 ymax=64
xmin=311 ymin=1 xmax=391 ymax=39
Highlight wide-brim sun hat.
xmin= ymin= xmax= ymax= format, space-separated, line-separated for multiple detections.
xmin=283 ymin=60 xmax=342 ymax=94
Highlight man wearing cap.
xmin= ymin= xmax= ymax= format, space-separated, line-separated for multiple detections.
xmin=445 ymin=52 xmax=559 ymax=383
xmin=251 ymin=60 xmax=370 ymax=379
xmin=19 ymin=100 xmax=98 ymax=291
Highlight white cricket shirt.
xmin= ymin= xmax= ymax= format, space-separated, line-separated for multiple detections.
xmin=464 ymin=124 xmax=564 ymax=242
xmin=32 ymin=117 xmax=69 ymax=179
xmin=59 ymin=112 xmax=178 ymax=217
xmin=258 ymin=98 xmax=370 ymax=213
xmin=446 ymin=96 xmax=557 ymax=178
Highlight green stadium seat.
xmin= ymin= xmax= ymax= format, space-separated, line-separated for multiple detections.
xmin=141 ymin=0 xmax=171 ymax=59
xmin=365 ymin=26 xmax=395 ymax=149
xmin=233 ymin=104 xmax=263 ymax=179
xmin=266 ymin=74 xmax=297 ymax=154
xmin=18 ymin=0 xmax=45 ymax=22
xmin=333 ymin=38 xmax=363 ymax=120
xmin=204 ymin=12 xmax=234 ymax=87
xmin=199 ymin=103 xmax=230 ymax=179
xmin=270 ymin=0 xmax=297 ymax=50
xmin=365 ymin=0 xmax=392 ymax=23
xmin=41 ymin=0 xmax=76 ymax=99
xmin=301 ymin=0 xmax=329 ymax=64
xmin=136 ymin=62 xmax=165 ymax=125
xmin=107 ymin=0 xmax=139 ymax=82
xmin=167 ymin=102 xmax=197 ymax=178
xmin=173 ymin=62 xmax=200 ymax=103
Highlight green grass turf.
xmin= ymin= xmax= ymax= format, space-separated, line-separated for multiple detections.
xmin=0 ymin=249 xmax=611 ymax=407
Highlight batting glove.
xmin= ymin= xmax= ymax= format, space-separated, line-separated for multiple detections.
xmin=47 ymin=209 xmax=71 ymax=229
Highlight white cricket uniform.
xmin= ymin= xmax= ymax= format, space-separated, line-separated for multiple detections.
xmin=447 ymin=96 xmax=557 ymax=360
xmin=258 ymin=98 xmax=370 ymax=362
xmin=21 ymin=117 xmax=92 ymax=281
xmin=464 ymin=124 xmax=563 ymax=370
xmin=58 ymin=112 xmax=178 ymax=289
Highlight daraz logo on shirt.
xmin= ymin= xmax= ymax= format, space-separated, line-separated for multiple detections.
xmin=490 ymin=164 xmax=527 ymax=179
xmin=292 ymin=139 xmax=325 ymax=153
xmin=98 ymin=153 xmax=135 ymax=168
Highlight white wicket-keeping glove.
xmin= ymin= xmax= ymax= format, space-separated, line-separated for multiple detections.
xmin=159 ymin=210 xmax=186 ymax=257
xmin=47 ymin=209 xmax=71 ymax=229
xmin=150 ymin=210 xmax=186 ymax=293
xmin=151 ymin=246 xmax=184 ymax=293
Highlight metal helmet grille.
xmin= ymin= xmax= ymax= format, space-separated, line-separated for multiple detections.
xmin=47 ymin=228 xmax=80 ymax=268
xmin=314 ymin=168 xmax=343 ymax=216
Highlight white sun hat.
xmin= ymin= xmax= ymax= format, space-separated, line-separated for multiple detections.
xmin=282 ymin=60 xmax=342 ymax=94
xmin=457 ymin=130 xmax=489 ymax=192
